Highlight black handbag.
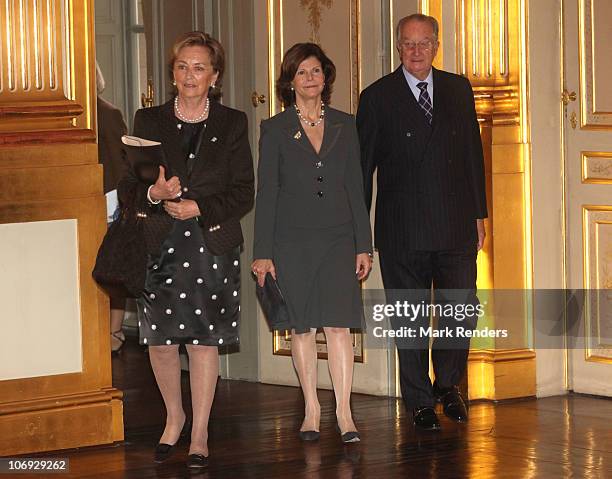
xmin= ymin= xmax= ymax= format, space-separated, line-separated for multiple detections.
xmin=256 ymin=273 xmax=291 ymax=331
xmin=92 ymin=207 xmax=147 ymax=298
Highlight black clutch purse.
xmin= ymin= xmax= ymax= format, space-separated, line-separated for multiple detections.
xmin=256 ymin=274 xmax=291 ymax=331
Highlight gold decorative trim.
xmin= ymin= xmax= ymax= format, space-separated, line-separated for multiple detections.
xmin=472 ymin=86 xmax=520 ymax=125
xmin=499 ymin=0 xmax=508 ymax=76
xmin=579 ymin=0 xmax=612 ymax=129
xmin=273 ymin=329 xmax=364 ymax=363
xmin=468 ymin=348 xmax=536 ymax=400
xmin=469 ymin=348 xmax=536 ymax=363
xmin=471 ymin=0 xmax=478 ymax=77
xmin=581 ymin=151 xmax=612 ymax=184
xmin=419 ymin=0 xmax=429 ymax=15
xmin=457 ymin=0 xmax=467 ymax=76
xmin=582 ymin=205 xmax=612 ymax=363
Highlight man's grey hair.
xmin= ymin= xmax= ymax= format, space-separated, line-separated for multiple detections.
xmin=396 ymin=14 xmax=439 ymax=45
xmin=95 ymin=61 xmax=105 ymax=94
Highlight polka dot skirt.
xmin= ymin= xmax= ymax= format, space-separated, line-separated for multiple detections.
xmin=138 ymin=218 xmax=241 ymax=347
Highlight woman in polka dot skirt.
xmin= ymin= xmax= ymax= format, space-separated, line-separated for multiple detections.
xmin=118 ymin=32 xmax=254 ymax=469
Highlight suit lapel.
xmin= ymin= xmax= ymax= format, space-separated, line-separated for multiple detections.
xmin=429 ymin=67 xmax=449 ymax=143
xmin=282 ymin=109 xmax=314 ymax=156
xmin=159 ymin=100 xmax=188 ymax=179
xmin=195 ymin=100 xmax=227 ymax=164
xmin=318 ymin=108 xmax=342 ymax=159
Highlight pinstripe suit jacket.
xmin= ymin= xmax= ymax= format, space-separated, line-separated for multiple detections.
xmin=356 ymin=67 xmax=487 ymax=253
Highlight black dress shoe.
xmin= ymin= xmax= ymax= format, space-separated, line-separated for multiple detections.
xmin=435 ymin=385 xmax=468 ymax=422
xmin=413 ymin=407 xmax=441 ymax=431
xmin=340 ymin=431 xmax=361 ymax=443
xmin=186 ymin=453 xmax=209 ymax=469
xmin=153 ymin=418 xmax=191 ymax=463
xmin=154 ymin=443 xmax=175 ymax=463
xmin=299 ymin=430 xmax=320 ymax=441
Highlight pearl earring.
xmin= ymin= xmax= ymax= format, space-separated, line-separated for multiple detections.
xmin=172 ymin=80 xmax=176 ymax=86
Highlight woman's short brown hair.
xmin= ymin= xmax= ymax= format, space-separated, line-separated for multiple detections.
xmin=276 ymin=43 xmax=336 ymax=107
xmin=168 ymin=31 xmax=225 ymax=100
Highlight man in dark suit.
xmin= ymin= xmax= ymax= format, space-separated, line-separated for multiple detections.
xmin=357 ymin=14 xmax=487 ymax=431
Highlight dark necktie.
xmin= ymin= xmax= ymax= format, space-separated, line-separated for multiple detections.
xmin=417 ymin=81 xmax=433 ymax=124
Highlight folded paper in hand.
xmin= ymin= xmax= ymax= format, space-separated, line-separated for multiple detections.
xmin=256 ymin=273 xmax=291 ymax=331
xmin=121 ymin=135 xmax=168 ymax=184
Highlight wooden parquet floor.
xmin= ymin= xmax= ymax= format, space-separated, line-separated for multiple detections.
xmin=20 ymin=337 xmax=612 ymax=479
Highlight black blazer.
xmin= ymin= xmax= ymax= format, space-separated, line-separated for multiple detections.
xmin=356 ymin=67 xmax=487 ymax=253
xmin=118 ymin=98 xmax=254 ymax=255
xmin=253 ymin=106 xmax=372 ymax=259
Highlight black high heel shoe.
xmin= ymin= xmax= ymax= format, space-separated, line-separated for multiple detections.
xmin=153 ymin=418 xmax=192 ymax=463
xmin=186 ymin=453 xmax=209 ymax=469
xmin=110 ymin=330 xmax=125 ymax=355
xmin=336 ymin=424 xmax=360 ymax=444
xmin=298 ymin=430 xmax=320 ymax=441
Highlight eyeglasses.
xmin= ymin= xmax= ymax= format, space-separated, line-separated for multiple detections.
xmin=399 ymin=39 xmax=436 ymax=52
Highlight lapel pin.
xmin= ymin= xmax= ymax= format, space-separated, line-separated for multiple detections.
xmin=294 ymin=131 xmax=302 ymax=140
xmin=211 ymin=136 xmax=218 ymax=142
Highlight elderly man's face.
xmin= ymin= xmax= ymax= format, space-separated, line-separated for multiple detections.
xmin=397 ymin=20 xmax=439 ymax=80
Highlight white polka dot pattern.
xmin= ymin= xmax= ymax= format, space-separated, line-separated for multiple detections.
xmin=138 ymin=221 xmax=242 ymax=348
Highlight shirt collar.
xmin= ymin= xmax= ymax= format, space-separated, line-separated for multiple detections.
xmin=402 ymin=65 xmax=433 ymax=89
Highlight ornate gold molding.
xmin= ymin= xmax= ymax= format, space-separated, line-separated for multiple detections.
xmin=299 ymin=0 xmax=333 ymax=43
xmin=0 ymin=0 xmax=94 ymax=140
xmin=456 ymin=0 xmax=510 ymax=81
xmin=581 ymin=151 xmax=612 ymax=184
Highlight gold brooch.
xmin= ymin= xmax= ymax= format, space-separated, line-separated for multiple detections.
xmin=294 ymin=131 xmax=301 ymax=140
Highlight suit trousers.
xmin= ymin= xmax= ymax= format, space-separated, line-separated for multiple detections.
xmin=379 ymin=245 xmax=478 ymax=409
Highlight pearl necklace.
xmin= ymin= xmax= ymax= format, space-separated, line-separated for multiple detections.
xmin=174 ymin=96 xmax=210 ymax=123
xmin=295 ymin=101 xmax=325 ymax=127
